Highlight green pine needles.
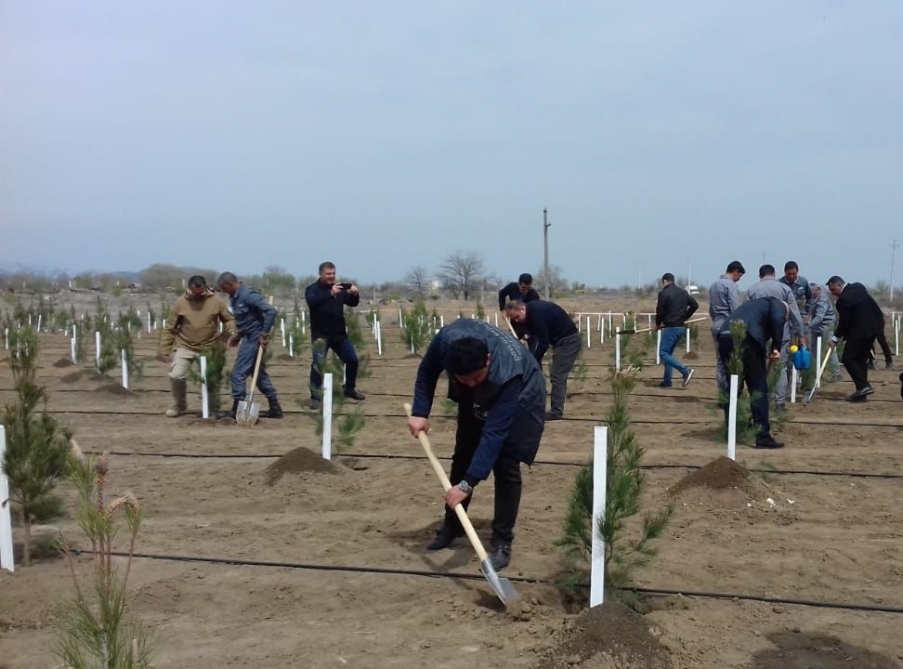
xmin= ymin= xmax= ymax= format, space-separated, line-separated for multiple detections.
xmin=556 ymin=368 xmax=673 ymax=603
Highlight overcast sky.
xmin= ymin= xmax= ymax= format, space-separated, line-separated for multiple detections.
xmin=2 ymin=1 xmax=901 ymax=290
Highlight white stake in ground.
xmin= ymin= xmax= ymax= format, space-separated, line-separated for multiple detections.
xmin=121 ymin=350 xmax=129 ymax=390
xmin=816 ymin=336 xmax=823 ymax=387
xmin=70 ymin=336 xmax=77 ymax=363
xmin=727 ymin=374 xmax=739 ymax=461
xmin=896 ymin=317 xmax=900 ymax=356
xmin=0 ymin=426 xmax=13 ymax=573
xmin=3 ymin=328 xmax=8 ymax=350
xmin=147 ymin=313 xmax=152 ymax=333
xmin=686 ymin=327 xmax=691 ymax=354
xmin=586 ymin=316 xmax=591 ymax=348
xmin=376 ymin=321 xmax=383 ymax=356
xmin=37 ymin=314 xmax=42 ymax=332
xmin=200 ymin=356 xmax=209 ymax=419
xmin=95 ymin=331 xmax=101 ymax=365
xmin=590 ymin=425 xmax=608 ymax=607
xmin=288 ymin=334 xmax=294 ymax=358
xmin=656 ymin=330 xmax=662 ymax=365
xmin=790 ymin=364 xmax=797 ymax=404
xmin=322 ymin=373 xmax=333 ymax=460
xmin=280 ymin=318 xmax=286 ymax=348
xmin=615 ymin=327 xmax=622 ymax=371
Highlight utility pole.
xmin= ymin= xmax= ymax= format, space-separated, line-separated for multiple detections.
xmin=891 ymin=239 xmax=899 ymax=301
xmin=542 ymin=208 xmax=551 ymax=300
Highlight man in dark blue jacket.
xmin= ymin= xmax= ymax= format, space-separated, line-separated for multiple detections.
xmin=217 ymin=272 xmax=282 ymax=419
xmin=407 ymin=319 xmax=546 ymax=571
xmin=717 ymin=297 xmax=788 ymax=449
xmin=505 ymin=299 xmax=580 ymax=420
xmin=497 ymin=273 xmax=540 ymax=311
xmin=305 ymin=261 xmax=364 ymax=409
xmin=655 ymin=273 xmax=699 ymax=388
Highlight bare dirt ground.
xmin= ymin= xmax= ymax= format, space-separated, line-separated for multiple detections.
xmin=1 ymin=298 xmax=902 ymax=668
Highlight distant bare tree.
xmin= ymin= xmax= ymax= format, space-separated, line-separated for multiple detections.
xmin=536 ymin=265 xmax=568 ymax=298
xmin=404 ymin=266 xmax=430 ymax=297
xmin=439 ymin=251 xmax=485 ymax=300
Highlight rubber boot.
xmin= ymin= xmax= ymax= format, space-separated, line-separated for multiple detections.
xmin=165 ymin=378 xmax=188 ymax=417
xmin=219 ymin=399 xmax=239 ymax=420
xmin=261 ymin=398 xmax=283 ymax=419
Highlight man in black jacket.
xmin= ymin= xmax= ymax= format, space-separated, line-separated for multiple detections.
xmin=827 ymin=276 xmax=883 ymax=401
xmin=407 ymin=319 xmax=546 ymax=571
xmin=497 ymin=273 xmax=540 ymax=311
xmin=505 ymin=300 xmax=581 ymax=421
xmin=717 ymin=297 xmax=788 ymax=449
xmin=305 ymin=261 xmax=365 ymax=409
xmin=655 ymin=273 xmax=699 ymax=388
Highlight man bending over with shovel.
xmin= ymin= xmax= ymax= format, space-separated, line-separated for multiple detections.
xmin=217 ymin=272 xmax=283 ymax=420
xmin=407 ymin=319 xmax=546 ymax=571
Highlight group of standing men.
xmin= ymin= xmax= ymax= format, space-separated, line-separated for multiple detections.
xmin=158 ymin=262 xmax=366 ymax=420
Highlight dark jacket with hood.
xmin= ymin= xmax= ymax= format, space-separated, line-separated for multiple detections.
xmin=411 ymin=319 xmax=545 ymax=486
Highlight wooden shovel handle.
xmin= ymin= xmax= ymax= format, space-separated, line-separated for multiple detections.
xmin=248 ymin=345 xmax=264 ymax=398
xmin=403 ymin=403 xmax=489 ymax=562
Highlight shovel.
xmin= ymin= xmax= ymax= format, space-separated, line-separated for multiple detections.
xmin=403 ymin=403 xmax=520 ymax=606
xmin=803 ymin=346 xmax=834 ymax=405
xmin=236 ymin=346 xmax=264 ymax=426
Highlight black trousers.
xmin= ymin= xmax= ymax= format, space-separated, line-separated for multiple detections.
xmin=717 ymin=334 xmax=771 ymax=436
xmin=442 ymin=398 xmax=522 ymax=546
xmin=843 ymin=335 xmax=874 ymax=391
xmin=872 ymin=330 xmax=893 ymax=364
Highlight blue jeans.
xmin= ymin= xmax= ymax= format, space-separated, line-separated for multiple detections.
xmin=230 ymin=336 xmax=278 ymax=401
xmin=310 ymin=337 xmax=359 ymax=398
xmin=659 ymin=326 xmax=688 ymax=385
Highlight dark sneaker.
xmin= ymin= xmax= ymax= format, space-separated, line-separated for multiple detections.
xmin=754 ymin=435 xmax=785 ymax=449
xmin=544 ymin=411 xmax=563 ymax=421
xmin=344 ymin=388 xmax=366 ymax=401
xmin=656 ymin=382 xmax=673 ymax=389
xmin=848 ymin=387 xmax=874 ymax=402
xmin=489 ymin=544 xmax=511 ymax=571
xmin=885 ymin=361 xmax=894 ymax=371
xmin=305 ymin=398 xmax=321 ymax=410
xmin=682 ymin=368 xmax=695 ymax=388
xmin=426 ymin=524 xmax=463 ymax=551
xmin=899 ymin=371 xmax=903 ymax=400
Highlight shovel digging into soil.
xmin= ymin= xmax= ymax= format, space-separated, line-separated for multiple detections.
xmin=403 ymin=403 xmax=520 ymax=606
xmin=803 ymin=347 xmax=834 ymax=405
xmin=236 ymin=346 xmax=264 ymax=426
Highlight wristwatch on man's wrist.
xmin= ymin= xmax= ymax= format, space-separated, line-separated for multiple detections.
xmin=457 ymin=480 xmax=473 ymax=494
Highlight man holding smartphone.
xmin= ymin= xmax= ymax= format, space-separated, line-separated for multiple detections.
xmin=305 ymin=261 xmax=365 ymax=409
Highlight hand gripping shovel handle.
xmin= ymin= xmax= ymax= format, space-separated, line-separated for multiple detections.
xmin=403 ymin=403 xmax=488 ymax=562
xmin=804 ymin=346 xmax=833 ymax=404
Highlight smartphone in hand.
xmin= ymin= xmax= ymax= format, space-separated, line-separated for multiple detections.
xmin=339 ymin=282 xmax=353 ymax=290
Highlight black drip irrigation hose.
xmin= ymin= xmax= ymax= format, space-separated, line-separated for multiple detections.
xmin=49 ymin=408 xmax=903 ymax=428
xmin=92 ymin=449 xmax=903 ymax=480
xmin=71 ymin=550 xmax=903 ymax=615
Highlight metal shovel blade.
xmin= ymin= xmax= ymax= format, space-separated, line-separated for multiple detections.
xmin=236 ymin=397 xmax=260 ymax=426
xmin=802 ymin=387 xmax=817 ymax=405
xmin=480 ymin=559 xmax=520 ymax=605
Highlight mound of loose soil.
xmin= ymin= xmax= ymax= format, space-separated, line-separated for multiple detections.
xmin=534 ymin=601 xmax=671 ymax=669
xmin=51 ymin=358 xmax=75 ymax=368
xmin=669 ymin=456 xmax=752 ymax=496
xmin=264 ymin=447 xmax=339 ymax=485
xmin=94 ymin=383 xmax=133 ymax=397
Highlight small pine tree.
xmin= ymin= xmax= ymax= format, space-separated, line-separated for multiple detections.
xmin=1 ymin=328 xmax=71 ymax=566
xmin=187 ymin=343 xmax=229 ymax=413
xmin=55 ymin=446 xmax=152 ymax=668
xmin=401 ymin=300 xmax=433 ymax=354
xmin=302 ymin=348 xmax=365 ymax=455
xmin=556 ymin=368 xmax=673 ymax=602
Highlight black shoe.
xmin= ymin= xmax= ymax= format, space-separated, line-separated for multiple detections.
xmin=754 ymin=435 xmax=785 ymax=449
xmin=544 ymin=411 xmax=563 ymax=421
xmin=848 ymin=386 xmax=874 ymax=401
xmin=305 ymin=398 xmax=321 ymax=410
xmin=217 ymin=400 xmax=239 ymax=420
xmin=656 ymin=382 xmax=673 ymax=388
xmin=682 ymin=368 xmax=695 ymax=387
xmin=885 ymin=361 xmax=894 ymax=371
xmin=261 ymin=399 xmax=283 ymax=419
xmin=344 ymin=388 xmax=366 ymax=401
xmin=489 ymin=543 xmax=511 ymax=571
xmin=426 ymin=524 xmax=463 ymax=551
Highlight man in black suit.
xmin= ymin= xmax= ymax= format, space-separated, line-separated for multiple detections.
xmin=498 ymin=273 xmax=540 ymax=311
xmin=827 ymin=276 xmax=883 ymax=401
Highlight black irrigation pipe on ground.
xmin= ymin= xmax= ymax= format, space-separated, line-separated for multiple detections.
xmin=91 ymin=449 xmax=903 ymax=480
xmin=72 ymin=550 xmax=903 ymax=615
xmin=50 ymin=409 xmax=903 ymax=428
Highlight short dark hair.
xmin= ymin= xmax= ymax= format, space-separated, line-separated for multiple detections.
xmin=827 ymin=275 xmax=845 ymax=287
xmin=518 ymin=273 xmax=533 ymax=285
xmin=784 ymin=261 xmax=799 ymax=271
xmin=759 ymin=264 xmax=776 ymax=278
xmin=726 ymin=261 xmax=745 ymax=274
xmin=661 ymin=272 xmax=675 ymax=283
xmin=217 ymin=272 xmax=238 ymax=286
xmin=319 ymin=261 xmax=336 ymax=273
xmin=188 ymin=275 xmax=207 ymax=288
xmin=445 ymin=337 xmax=489 ymax=376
